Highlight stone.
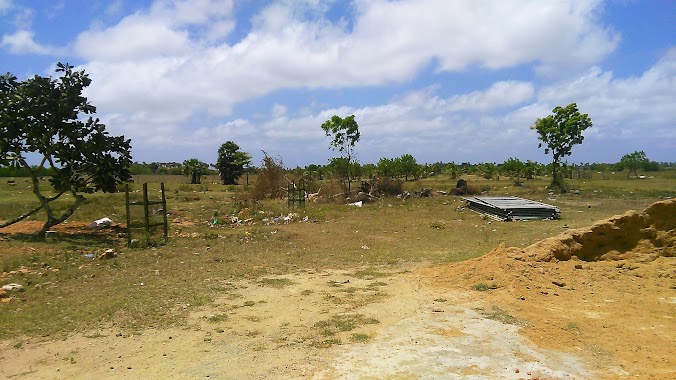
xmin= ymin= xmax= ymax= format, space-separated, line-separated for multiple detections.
xmin=355 ymin=191 xmax=371 ymax=202
xmin=98 ymin=249 xmax=117 ymax=260
xmin=2 ymin=283 xmax=25 ymax=292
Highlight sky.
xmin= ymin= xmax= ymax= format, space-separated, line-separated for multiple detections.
xmin=1 ymin=0 xmax=674 ymax=168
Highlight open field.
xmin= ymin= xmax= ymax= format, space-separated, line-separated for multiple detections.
xmin=1 ymin=173 xmax=674 ymax=379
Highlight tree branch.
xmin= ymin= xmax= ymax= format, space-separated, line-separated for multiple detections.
xmin=0 ymin=203 xmax=45 ymax=229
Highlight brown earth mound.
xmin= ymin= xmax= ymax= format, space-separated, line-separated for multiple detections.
xmin=0 ymin=221 xmax=125 ymax=237
xmin=420 ymin=198 xmax=676 ymax=378
xmin=510 ymin=198 xmax=675 ymax=262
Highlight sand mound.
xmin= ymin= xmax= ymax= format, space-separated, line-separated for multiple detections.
xmin=505 ymin=198 xmax=675 ymax=263
xmin=419 ymin=199 xmax=676 ymax=377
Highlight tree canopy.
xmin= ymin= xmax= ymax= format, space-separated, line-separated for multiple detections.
xmin=0 ymin=63 xmax=132 ymax=233
xmin=321 ymin=115 xmax=360 ymax=192
xmin=619 ymin=151 xmax=649 ymax=178
xmin=531 ymin=103 xmax=592 ymax=191
xmin=216 ymin=141 xmax=252 ymax=185
xmin=182 ymin=158 xmax=209 ymax=184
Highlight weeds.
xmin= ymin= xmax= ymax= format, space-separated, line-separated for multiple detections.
xmin=205 ymin=313 xmax=229 ymax=323
xmin=258 ymin=278 xmax=294 ymax=288
xmin=472 ymin=283 xmax=499 ymax=291
xmin=482 ymin=306 xmax=524 ymax=326
xmin=350 ymin=333 xmax=370 ymax=342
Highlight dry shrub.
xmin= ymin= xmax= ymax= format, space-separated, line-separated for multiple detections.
xmin=250 ymin=152 xmax=286 ymax=200
xmin=377 ymin=177 xmax=403 ymax=196
xmin=314 ymin=175 xmax=346 ymax=203
xmin=465 ymin=184 xmax=483 ymax=195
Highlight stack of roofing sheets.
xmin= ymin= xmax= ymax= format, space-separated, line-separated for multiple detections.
xmin=462 ymin=196 xmax=561 ymax=221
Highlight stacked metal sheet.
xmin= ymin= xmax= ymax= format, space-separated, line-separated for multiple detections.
xmin=462 ymin=196 xmax=561 ymax=221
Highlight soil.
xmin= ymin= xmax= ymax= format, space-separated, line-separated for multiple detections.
xmin=1 ymin=200 xmax=674 ymax=379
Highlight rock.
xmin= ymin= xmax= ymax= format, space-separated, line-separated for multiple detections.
xmin=2 ymin=283 xmax=25 ymax=292
xmin=98 ymin=249 xmax=117 ymax=260
xmin=419 ymin=188 xmax=432 ymax=197
xmin=355 ymin=191 xmax=371 ymax=202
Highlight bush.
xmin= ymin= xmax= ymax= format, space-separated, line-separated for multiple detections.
xmin=378 ymin=177 xmax=403 ymax=196
xmin=250 ymin=152 xmax=286 ymax=200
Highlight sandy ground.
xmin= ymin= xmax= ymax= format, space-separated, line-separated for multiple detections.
xmin=1 ymin=200 xmax=674 ymax=379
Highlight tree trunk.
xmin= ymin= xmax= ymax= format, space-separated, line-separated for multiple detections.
xmin=40 ymin=193 xmax=86 ymax=234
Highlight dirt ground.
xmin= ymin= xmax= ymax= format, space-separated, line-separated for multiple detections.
xmin=1 ymin=200 xmax=674 ymax=379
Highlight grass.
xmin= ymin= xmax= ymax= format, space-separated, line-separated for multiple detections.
xmin=204 ymin=313 xmax=229 ymax=323
xmin=472 ymin=282 xmax=499 ymax=291
xmin=0 ymin=172 xmax=673 ymax=339
xmin=258 ymin=278 xmax=294 ymax=288
xmin=482 ymin=306 xmax=524 ymax=326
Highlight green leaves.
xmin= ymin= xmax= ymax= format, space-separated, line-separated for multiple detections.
xmin=531 ymin=103 xmax=592 ymax=190
xmin=619 ymin=151 xmax=649 ymax=178
xmin=0 ymin=63 xmax=132 ymax=231
xmin=321 ymin=115 xmax=360 ymax=157
xmin=182 ymin=158 xmax=209 ymax=184
xmin=216 ymin=141 xmax=252 ymax=185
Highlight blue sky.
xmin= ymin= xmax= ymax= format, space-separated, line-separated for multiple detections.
xmin=1 ymin=0 xmax=674 ymax=167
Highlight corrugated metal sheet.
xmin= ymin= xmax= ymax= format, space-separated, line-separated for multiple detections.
xmin=462 ymin=196 xmax=561 ymax=221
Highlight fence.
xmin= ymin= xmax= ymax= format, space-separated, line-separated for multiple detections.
xmin=125 ymin=183 xmax=168 ymax=247
xmin=287 ymin=180 xmax=306 ymax=208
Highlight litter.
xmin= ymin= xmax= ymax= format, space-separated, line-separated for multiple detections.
xmin=88 ymin=217 xmax=113 ymax=228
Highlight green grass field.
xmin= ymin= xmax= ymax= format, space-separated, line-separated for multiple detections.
xmin=0 ymin=171 xmax=674 ymax=339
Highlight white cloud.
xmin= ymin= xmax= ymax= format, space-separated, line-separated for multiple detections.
xmin=0 ymin=30 xmax=57 ymax=55
xmin=0 ymin=0 xmax=12 ymax=13
xmin=537 ymin=47 xmax=676 ymax=141
xmin=75 ymin=0 xmax=619 ymax=122
xmin=160 ymin=47 xmax=675 ymax=165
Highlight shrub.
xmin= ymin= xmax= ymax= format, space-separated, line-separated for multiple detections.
xmin=250 ymin=152 xmax=286 ymax=200
xmin=378 ymin=177 xmax=403 ymax=196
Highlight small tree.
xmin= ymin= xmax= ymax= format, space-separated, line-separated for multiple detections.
xmin=0 ymin=63 xmax=132 ymax=233
xmin=216 ymin=141 xmax=251 ymax=185
xmin=531 ymin=103 xmax=592 ymax=192
xmin=396 ymin=154 xmax=420 ymax=181
xmin=182 ymin=158 xmax=208 ymax=184
xmin=321 ymin=115 xmax=360 ymax=192
xmin=501 ymin=157 xmax=525 ymax=179
xmin=619 ymin=151 xmax=649 ymax=178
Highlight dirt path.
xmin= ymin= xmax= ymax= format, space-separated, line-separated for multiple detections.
xmin=3 ymin=263 xmax=672 ymax=380
xmin=1 ymin=200 xmax=674 ymax=379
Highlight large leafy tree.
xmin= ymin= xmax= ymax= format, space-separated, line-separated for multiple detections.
xmin=216 ymin=141 xmax=251 ymax=185
xmin=531 ymin=103 xmax=592 ymax=191
xmin=0 ymin=63 xmax=132 ymax=233
xmin=321 ymin=115 xmax=360 ymax=192
xmin=182 ymin=158 xmax=209 ymax=184
xmin=619 ymin=151 xmax=649 ymax=178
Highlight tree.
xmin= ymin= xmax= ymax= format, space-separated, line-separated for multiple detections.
xmin=501 ymin=157 xmax=525 ymax=179
xmin=216 ymin=141 xmax=251 ymax=185
xmin=531 ymin=103 xmax=592 ymax=191
xmin=619 ymin=151 xmax=649 ymax=178
xmin=376 ymin=157 xmax=396 ymax=177
xmin=0 ymin=63 xmax=132 ymax=233
xmin=321 ymin=115 xmax=360 ymax=192
xmin=182 ymin=158 xmax=208 ymax=184
xmin=396 ymin=154 xmax=420 ymax=181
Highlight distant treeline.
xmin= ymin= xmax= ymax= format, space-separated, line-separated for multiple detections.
xmin=0 ymin=166 xmax=55 ymax=177
xmin=1 ymin=159 xmax=672 ymax=179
